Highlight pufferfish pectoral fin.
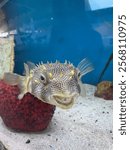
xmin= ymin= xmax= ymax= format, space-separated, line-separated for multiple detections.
xmin=3 ymin=72 xmax=27 ymax=100
xmin=4 ymin=72 xmax=21 ymax=85
xmin=77 ymin=58 xmax=94 ymax=78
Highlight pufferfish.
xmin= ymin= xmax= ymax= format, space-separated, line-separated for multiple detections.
xmin=3 ymin=58 xmax=93 ymax=109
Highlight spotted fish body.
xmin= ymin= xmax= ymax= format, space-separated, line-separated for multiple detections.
xmin=4 ymin=59 xmax=93 ymax=109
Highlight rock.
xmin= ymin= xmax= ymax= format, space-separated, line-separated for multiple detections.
xmin=94 ymin=81 xmax=113 ymax=100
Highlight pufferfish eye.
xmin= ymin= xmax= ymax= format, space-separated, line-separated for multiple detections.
xmin=77 ymin=72 xmax=81 ymax=78
xmin=40 ymin=75 xmax=46 ymax=83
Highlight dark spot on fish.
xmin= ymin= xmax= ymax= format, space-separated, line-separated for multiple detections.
xmin=102 ymin=111 xmax=105 ymax=114
xmin=56 ymin=138 xmax=58 ymax=141
xmin=26 ymin=139 xmax=30 ymax=144
xmin=107 ymin=112 xmax=109 ymax=114
xmin=73 ymin=119 xmax=75 ymax=122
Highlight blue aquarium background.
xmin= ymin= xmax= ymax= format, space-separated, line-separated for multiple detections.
xmin=3 ymin=0 xmax=113 ymax=85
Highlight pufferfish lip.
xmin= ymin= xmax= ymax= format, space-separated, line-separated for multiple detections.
xmin=53 ymin=95 xmax=74 ymax=106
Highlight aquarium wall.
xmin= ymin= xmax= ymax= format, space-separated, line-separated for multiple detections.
xmin=2 ymin=0 xmax=113 ymax=85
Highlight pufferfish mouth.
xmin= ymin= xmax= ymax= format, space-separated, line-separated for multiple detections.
xmin=53 ymin=95 xmax=77 ymax=109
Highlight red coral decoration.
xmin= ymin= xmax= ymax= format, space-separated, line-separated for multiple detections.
xmin=0 ymin=80 xmax=55 ymax=132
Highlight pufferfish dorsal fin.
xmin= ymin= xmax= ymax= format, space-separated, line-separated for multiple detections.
xmin=26 ymin=61 xmax=36 ymax=70
xmin=24 ymin=63 xmax=30 ymax=76
xmin=77 ymin=58 xmax=94 ymax=78
xmin=22 ymin=61 xmax=36 ymax=76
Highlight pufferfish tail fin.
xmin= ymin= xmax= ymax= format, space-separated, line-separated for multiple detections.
xmin=77 ymin=58 xmax=94 ymax=78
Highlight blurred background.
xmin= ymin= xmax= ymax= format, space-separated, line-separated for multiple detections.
xmin=1 ymin=0 xmax=113 ymax=85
